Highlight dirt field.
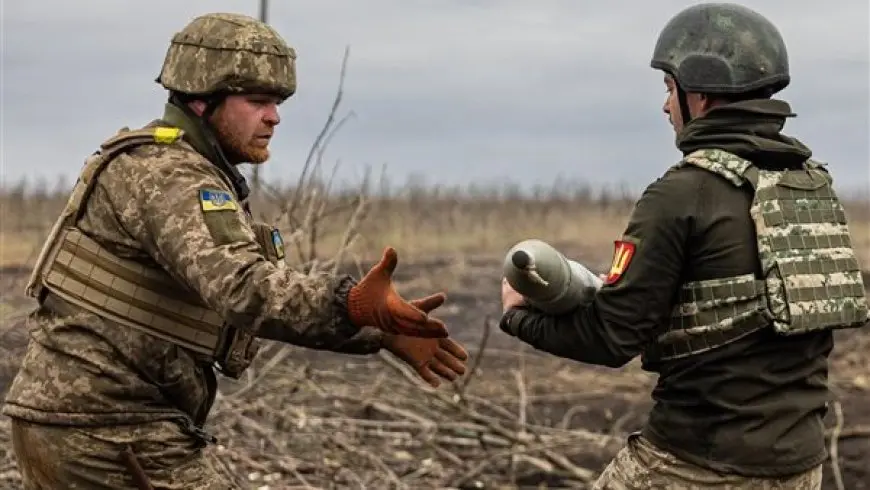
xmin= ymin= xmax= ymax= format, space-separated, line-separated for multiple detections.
xmin=1 ymin=251 xmax=869 ymax=489
xmin=0 ymin=178 xmax=868 ymax=488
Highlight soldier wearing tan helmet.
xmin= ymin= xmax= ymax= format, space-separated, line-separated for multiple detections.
xmin=3 ymin=13 xmax=468 ymax=489
xmin=499 ymin=3 xmax=868 ymax=489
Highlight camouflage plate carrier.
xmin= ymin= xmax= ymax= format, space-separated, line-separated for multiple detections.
xmin=644 ymin=148 xmax=869 ymax=362
xmin=24 ymin=126 xmax=286 ymax=378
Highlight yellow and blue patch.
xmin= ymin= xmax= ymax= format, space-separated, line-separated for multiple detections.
xmin=198 ymin=189 xmax=238 ymax=212
xmin=271 ymin=228 xmax=286 ymax=260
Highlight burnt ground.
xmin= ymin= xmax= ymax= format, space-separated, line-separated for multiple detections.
xmin=0 ymin=255 xmax=868 ymax=489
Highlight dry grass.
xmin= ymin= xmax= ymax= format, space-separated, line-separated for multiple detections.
xmin=0 ymin=54 xmax=867 ymax=488
xmin=2 ymin=181 xmax=867 ymax=273
xmin=0 ymin=184 xmax=638 ymax=267
xmin=0 ymin=172 xmax=867 ymax=489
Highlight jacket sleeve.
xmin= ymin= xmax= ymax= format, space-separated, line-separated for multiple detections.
xmin=102 ymin=145 xmax=383 ymax=354
xmin=499 ymin=170 xmax=694 ymax=367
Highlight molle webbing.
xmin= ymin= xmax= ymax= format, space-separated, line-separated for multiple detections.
xmin=42 ymin=227 xmax=225 ymax=356
xmin=645 ymin=148 xmax=868 ymax=362
xmin=24 ymin=125 xmax=235 ymax=358
xmin=26 ymin=126 xmax=185 ymax=299
xmin=23 ymin=125 xmax=267 ymax=378
xmin=644 ymin=274 xmax=769 ymax=362
xmin=747 ymin=167 xmax=868 ymax=333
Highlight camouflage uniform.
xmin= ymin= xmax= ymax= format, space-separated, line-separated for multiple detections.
xmin=592 ymin=434 xmax=823 ymax=490
xmin=500 ymin=4 xmax=868 ymax=489
xmin=3 ymin=12 xmax=456 ymax=489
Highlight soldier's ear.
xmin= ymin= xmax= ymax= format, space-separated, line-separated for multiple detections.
xmin=188 ymin=100 xmax=208 ymax=117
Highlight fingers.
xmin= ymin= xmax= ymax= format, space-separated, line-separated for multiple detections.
xmin=409 ymin=292 xmax=447 ymax=313
xmin=423 ymin=317 xmax=450 ymax=338
xmin=386 ymin=295 xmax=427 ymax=324
xmin=363 ymin=247 xmax=399 ymax=281
xmin=415 ymin=364 xmax=441 ymax=388
xmin=385 ymin=296 xmax=449 ymax=338
xmin=378 ymin=303 xmax=449 ymax=338
xmin=379 ymin=247 xmax=398 ymax=275
xmin=391 ymin=318 xmax=449 ymax=338
xmin=433 ymin=348 xmax=467 ymax=376
xmin=439 ymin=338 xmax=469 ymax=361
xmin=428 ymin=357 xmax=462 ymax=382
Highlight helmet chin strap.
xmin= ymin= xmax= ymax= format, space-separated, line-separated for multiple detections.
xmin=676 ymin=82 xmax=692 ymax=127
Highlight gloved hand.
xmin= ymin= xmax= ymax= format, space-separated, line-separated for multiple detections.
xmin=383 ymin=294 xmax=469 ymax=387
xmin=348 ymin=247 xmax=449 ymax=338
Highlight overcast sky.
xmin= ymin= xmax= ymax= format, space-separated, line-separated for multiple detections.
xmin=2 ymin=0 xmax=868 ymax=195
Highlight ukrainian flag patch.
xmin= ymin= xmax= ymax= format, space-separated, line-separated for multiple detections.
xmin=198 ymin=189 xmax=238 ymax=212
xmin=271 ymin=228 xmax=286 ymax=260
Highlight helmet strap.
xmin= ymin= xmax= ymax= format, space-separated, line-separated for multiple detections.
xmin=676 ymin=84 xmax=692 ymax=126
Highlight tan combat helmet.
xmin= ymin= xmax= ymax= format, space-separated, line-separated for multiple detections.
xmin=156 ymin=12 xmax=297 ymax=100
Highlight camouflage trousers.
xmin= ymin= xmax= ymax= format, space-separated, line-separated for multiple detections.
xmin=592 ymin=433 xmax=823 ymax=489
xmin=10 ymin=417 xmax=236 ymax=489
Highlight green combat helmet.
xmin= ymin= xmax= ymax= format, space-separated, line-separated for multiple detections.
xmin=650 ymin=3 xmax=790 ymax=122
xmin=156 ymin=12 xmax=297 ymax=100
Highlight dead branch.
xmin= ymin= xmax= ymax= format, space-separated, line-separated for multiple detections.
xmin=829 ymin=401 xmax=846 ymax=490
xmin=454 ymin=314 xmax=492 ymax=402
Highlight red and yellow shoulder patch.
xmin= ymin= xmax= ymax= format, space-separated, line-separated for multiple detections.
xmin=604 ymin=240 xmax=636 ymax=285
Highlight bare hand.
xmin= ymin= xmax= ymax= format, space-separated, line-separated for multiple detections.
xmin=501 ymin=277 xmax=527 ymax=312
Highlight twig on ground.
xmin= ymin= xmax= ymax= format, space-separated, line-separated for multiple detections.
xmin=454 ymin=314 xmax=491 ymax=403
xmin=829 ymin=400 xmax=845 ymax=490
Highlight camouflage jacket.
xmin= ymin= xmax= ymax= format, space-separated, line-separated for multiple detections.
xmin=2 ymin=103 xmax=384 ymax=430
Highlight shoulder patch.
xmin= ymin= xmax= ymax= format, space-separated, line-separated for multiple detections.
xmin=153 ymin=127 xmax=183 ymax=144
xmin=604 ymin=239 xmax=636 ymax=285
xmin=198 ymin=189 xmax=238 ymax=212
xmin=271 ymin=228 xmax=286 ymax=260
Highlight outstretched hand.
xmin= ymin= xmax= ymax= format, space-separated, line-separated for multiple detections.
xmin=383 ymin=295 xmax=469 ymax=388
xmin=347 ymin=247 xmax=449 ymax=338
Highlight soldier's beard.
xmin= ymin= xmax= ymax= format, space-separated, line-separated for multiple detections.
xmin=211 ymin=117 xmax=270 ymax=165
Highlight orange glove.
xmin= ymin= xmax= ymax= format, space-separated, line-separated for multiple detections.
xmin=383 ymin=295 xmax=469 ymax=387
xmin=348 ymin=247 xmax=449 ymax=338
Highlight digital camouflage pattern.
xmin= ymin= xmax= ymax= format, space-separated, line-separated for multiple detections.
xmin=23 ymin=127 xmax=256 ymax=377
xmin=743 ymin=159 xmax=869 ymax=334
xmin=11 ymin=418 xmax=234 ymax=489
xmin=686 ymin=149 xmax=869 ymax=331
xmin=592 ymin=433 xmax=823 ymax=490
xmin=3 ymin=121 xmax=384 ymax=428
xmin=643 ymin=148 xmax=868 ymax=361
xmin=3 ymin=11 xmax=456 ymax=489
xmin=157 ymin=12 xmax=297 ymax=99
xmin=642 ymin=273 xmax=769 ymax=362
xmin=2 ymin=115 xmax=387 ymax=489
xmin=650 ymin=3 xmax=791 ymax=95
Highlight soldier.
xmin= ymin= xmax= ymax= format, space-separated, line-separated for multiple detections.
xmin=500 ymin=3 xmax=868 ymax=489
xmin=3 ymin=12 xmax=469 ymax=489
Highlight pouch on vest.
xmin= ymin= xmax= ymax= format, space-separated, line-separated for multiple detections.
xmin=25 ymin=125 xmax=262 ymax=379
xmin=644 ymin=148 xmax=868 ymax=363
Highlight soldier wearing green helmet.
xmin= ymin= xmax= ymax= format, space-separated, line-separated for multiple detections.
xmin=499 ymin=3 xmax=867 ymax=489
xmin=3 ymin=12 xmax=468 ymax=489
xmin=649 ymin=2 xmax=792 ymax=126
